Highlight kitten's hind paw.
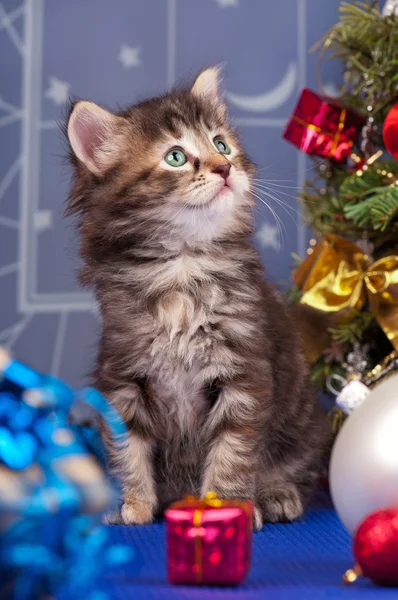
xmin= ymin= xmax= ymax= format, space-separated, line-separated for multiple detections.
xmin=258 ymin=484 xmax=303 ymax=523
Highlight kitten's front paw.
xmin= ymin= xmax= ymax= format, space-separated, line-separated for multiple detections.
xmin=120 ymin=499 xmax=154 ymax=525
xmin=259 ymin=485 xmax=303 ymax=523
xmin=253 ymin=505 xmax=263 ymax=532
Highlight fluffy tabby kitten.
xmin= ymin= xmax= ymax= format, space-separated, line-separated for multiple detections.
xmin=66 ymin=67 xmax=327 ymax=530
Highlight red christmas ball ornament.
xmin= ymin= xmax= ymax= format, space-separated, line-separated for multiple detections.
xmin=344 ymin=509 xmax=398 ymax=586
xmin=383 ymin=104 xmax=398 ymax=159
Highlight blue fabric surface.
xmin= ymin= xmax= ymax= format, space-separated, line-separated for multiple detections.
xmin=102 ymin=494 xmax=397 ymax=599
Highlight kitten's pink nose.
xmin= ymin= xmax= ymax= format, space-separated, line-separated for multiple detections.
xmin=212 ymin=163 xmax=231 ymax=182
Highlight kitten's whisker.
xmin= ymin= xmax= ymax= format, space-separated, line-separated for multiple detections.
xmin=201 ymin=205 xmax=216 ymax=240
xmin=134 ymin=212 xmax=166 ymax=236
xmin=252 ymin=182 xmax=322 ymax=208
xmin=195 ymin=206 xmax=200 ymax=247
xmin=251 ymin=186 xmax=301 ymax=225
xmin=252 ymin=186 xmax=298 ymax=210
xmin=242 ymin=197 xmax=263 ymax=228
xmin=198 ymin=204 xmax=207 ymax=242
xmin=249 ymin=191 xmax=285 ymax=249
xmin=251 ymin=183 xmax=298 ymax=206
xmin=251 ymin=185 xmax=297 ymax=218
xmin=143 ymin=203 xmax=189 ymax=247
xmin=135 ymin=206 xmax=178 ymax=238
xmin=254 ymin=168 xmax=295 ymax=183
xmin=195 ymin=206 xmax=201 ymax=246
xmin=143 ymin=218 xmax=176 ymax=247
xmin=252 ymin=182 xmax=307 ymax=207
xmin=254 ymin=155 xmax=328 ymax=176
xmin=192 ymin=205 xmax=197 ymax=248
xmin=243 ymin=195 xmax=282 ymax=251
xmin=251 ymin=180 xmax=301 ymax=205
xmin=251 ymin=181 xmax=300 ymax=200
xmin=190 ymin=182 xmax=214 ymax=204
xmin=251 ymin=178 xmax=299 ymax=190
xmin=250 ymin=190 xmax=286 ymax=235
xmin=252 ymin=177 xmax=334 ymax=205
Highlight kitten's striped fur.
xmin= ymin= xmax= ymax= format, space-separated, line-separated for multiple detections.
xmin=66 ymin=67 xmax=328 ymax=529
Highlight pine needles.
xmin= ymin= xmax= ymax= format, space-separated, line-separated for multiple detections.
xmin=320 ymin=0 xmax=398 ymax=118
xmin=344 ymin=186 xmax=398 ymax=230
xmin=299 ymin=0 xmax=398 ymax=246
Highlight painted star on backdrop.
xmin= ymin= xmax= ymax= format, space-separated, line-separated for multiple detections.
xmin=34 ymin=211 xmax=52 ymax=232
xmin=256 ymin=222 xmax=280 ymax=251
xmin=214 ymin=0 xmax=239 ymax=6
xmin=44 ymin=77 xmax=70 ymax=105
xmin=118 ymin=44 xmax=141 ymax=68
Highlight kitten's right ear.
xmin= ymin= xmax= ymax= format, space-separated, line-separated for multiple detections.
xmin=67 ymin=101 xmax=122 ymax=176
xmin=191 ymin=66 xmax=222 ymax=104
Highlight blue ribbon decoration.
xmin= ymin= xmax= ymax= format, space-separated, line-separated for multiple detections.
xmin=0 ymin=346 xmax=137 ymax=600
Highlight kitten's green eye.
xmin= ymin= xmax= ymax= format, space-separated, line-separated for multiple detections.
xmin=213 ymin=137 xmax=231 ymax=155
xmin=164 ymin=148 xmax=187 ymax=167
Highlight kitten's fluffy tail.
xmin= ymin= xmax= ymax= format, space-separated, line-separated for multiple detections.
xmin=289 ymin=303 xmax=338 ymax=364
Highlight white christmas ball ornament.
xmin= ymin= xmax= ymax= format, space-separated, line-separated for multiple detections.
xmin=383 ymin=0 xmax=398 ymax=16
xmin=330 ymin=374 xmax=398 ymax=534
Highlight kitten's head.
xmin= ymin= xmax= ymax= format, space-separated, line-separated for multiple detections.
xmin=66 ymin=67 xmax=255 ymax=252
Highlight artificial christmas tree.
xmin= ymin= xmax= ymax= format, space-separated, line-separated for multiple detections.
xmin=286 ymin=0 xmax=398 ymax=428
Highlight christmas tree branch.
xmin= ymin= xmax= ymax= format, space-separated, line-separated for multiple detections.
xmin=328 ymin=311 xmax=374 ymax=344
xmin=316 ymin=1 xmax=398 ymax=121
xmin=344 ymin=186 xmax=398 ymax=230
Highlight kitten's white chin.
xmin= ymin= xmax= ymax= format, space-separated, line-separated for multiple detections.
xmin=170 ymin=189 xmax=237 ymax=244
xmin=213 ymin=184 xmax=232 ymax=201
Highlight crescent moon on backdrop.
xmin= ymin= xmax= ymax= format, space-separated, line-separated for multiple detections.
xmin=226 ymin=62 xmax=297 ymax=113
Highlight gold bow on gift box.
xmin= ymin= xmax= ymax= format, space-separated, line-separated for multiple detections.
xmin=293 ymin=234 xmax=398 ymax=363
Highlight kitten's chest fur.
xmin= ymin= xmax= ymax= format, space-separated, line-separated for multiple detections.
xmin=140 ymin=253 xmax=249 ymax=434
xmin=148 ymin=287 xmax=223 ymax=434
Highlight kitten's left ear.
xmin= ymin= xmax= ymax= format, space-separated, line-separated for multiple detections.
xmin=191 ymin=66 xmax=223 ymax=104
xmin=67 ymin=101 xmax=124 ymax=176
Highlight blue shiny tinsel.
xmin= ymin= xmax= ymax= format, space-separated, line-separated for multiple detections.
xmin=0 ymin=347 xmax=138 ymax=600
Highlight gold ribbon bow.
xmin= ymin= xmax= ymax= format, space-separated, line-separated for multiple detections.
xmin=293 ymin=234 xmax=398 ymax=362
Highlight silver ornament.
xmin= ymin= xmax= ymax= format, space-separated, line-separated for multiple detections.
xmin=345 ymin=341 xmax=369 ymax=377
xmin=335 ymin=378 xmax=370 ymax=415
xmin=330 ymin=373 xmax=398 ymax=533
xmin=360 ymin=119 xmax=378 ymax=159
xmin=382 ymin=0 xmax=398 ymax=15
xmin=326 ymin=341 xmax=370 ymax=415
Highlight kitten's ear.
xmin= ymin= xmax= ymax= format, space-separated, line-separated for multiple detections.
xmin=67 ymin=101 xmax=122 ymax=175
xmin=191 ymin=66 xmax=223 ymax=104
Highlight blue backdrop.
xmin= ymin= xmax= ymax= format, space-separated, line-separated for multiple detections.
xmin=0 ymin=0 xmax=341 ymax=385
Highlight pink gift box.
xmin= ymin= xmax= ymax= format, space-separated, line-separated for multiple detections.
xmin=165 ymin=494 xmax=253 ymax=585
